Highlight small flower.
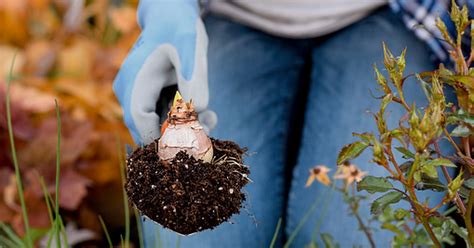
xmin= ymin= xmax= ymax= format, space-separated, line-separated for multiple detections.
xmin=337 ymin=161 xmax=354 ymax=175
xmin=306 ymin=165 xmax=331 ymax=187
xmin=334 ymin=163 xmax=367 ymax=185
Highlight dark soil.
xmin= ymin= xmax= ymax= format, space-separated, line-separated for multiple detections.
xmin=125 ymin=138 xmax=250 ymax=235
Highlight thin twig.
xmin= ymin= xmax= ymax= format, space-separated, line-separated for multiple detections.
xmin=463 ymin=137 xmax=474 ymax=245
xmin=434 ymin=142 xmax=467 ymax=215
xmin=350 ymin=184 xmax=376 ymax=248
xmin=464 ymin=137 xmax=472 ymax=158
xmin=405 ymin=153 xmax=441 ymax=247
xmin=444 ymin=128 xmax=463 ymax=155
xmin=5 ymin=54 xmax=33 ymax=248
xmin=467 ymin=190 xmax=474 ymax=245
xmin=408 ymin=187 xmax=442 ymax=247
xmin=54 ymin=100 xmax=61 ymax=248
xmin=352 ymin=206 xmax=376 ymax=248
xmin=385 ymin=145 xmax=407 ymax=183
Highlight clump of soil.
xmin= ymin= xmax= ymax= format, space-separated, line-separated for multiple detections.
xmin=126 ymin=138 xmax=250 ymax=235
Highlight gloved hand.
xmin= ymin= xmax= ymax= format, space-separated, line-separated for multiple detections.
xmin=113 ymin=0 xmax=217 ymax=145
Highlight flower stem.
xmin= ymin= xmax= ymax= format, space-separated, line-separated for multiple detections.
xmin=444 ymin=128 xmax=463 ymax=156
xmin=406 ymin=154 xmax=441 ymax=247
xmin=434 ymin=142 xmax=467 ymax=215
xmin=407 ymin=187 xmax=442 ymax=247
xmin=352 ymin=206 xmax=376 ymax=248
xmin=385 ymin=145 xmax=406 ymax=183
xmin=54 ymin=100 xmax=61 ymax=248
xmin=466 ymin=190 xmax=474 ymax=246
xmin=349 ymin=185 xmax=376 ymax=248
xmin=5 ymin=54 xmax=33 ymax=248
xmin=463 ymin=137 xmax=474 ymax=246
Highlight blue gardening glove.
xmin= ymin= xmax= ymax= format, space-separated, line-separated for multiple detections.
xmin=113 ymin=0 xmax=217 ymax=145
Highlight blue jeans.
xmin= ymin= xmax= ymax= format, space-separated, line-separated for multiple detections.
xmin=143 ymin=7 xmax=441 ymax=247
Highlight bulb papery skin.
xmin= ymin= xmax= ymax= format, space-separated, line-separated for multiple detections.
xmin=158 ymin=120 xmax=213 ymax=163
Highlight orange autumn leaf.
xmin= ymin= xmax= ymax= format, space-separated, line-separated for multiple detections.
xmin=0 ymin=0 xmax=29 ymax=44
xmin=110 ymin=6 xmax=137 ymax=34
xmin=23 ymin=39 xmax=57 ymax=76
xmin=57 ymin=39 xmax=98 ymax=79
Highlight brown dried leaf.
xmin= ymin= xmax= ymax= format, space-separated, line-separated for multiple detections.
xmin=57 ymin=39 xmax=97 ymax=79
xmin=59 ymin=169 xmax=91 ymax=211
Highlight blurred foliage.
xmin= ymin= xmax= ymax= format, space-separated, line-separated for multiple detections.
xmin=0 ymin=0 xmax=138 ymax=244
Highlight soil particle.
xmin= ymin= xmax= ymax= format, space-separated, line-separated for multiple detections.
xmin=126 ymin=138 xmax=250 ymax=235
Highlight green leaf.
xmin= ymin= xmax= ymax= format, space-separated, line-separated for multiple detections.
xmin=420 ymin=162 xmax=438 ymax=178
xmin=381 ymin=223 xmax=403 ymax=235
xmin=414 ymin=170 xmax=422 ymax=182
xmin=463 ymin=178 xmax=474 ymax=189
xmin=380 ymin=93 xmax=393 ymax=114
xmin=394 ymin=209 xmax=410 ymax=220
xmin=396 ymin=48 xmax=407 ymax=74
xmin=428 ymin=216 xmax=443 ymax=227
xmin=352 ymin=132 xmax=373 ymax=144
xmin=372 ymin=139 xmax=387 ymax=165
xmin=451 ymin=125 xmax=473 ymax=137
xmin=320 ymin=233 xmax=340 ymax=248
xmin=422 ymin=158 xmax=456 ymax=168
xmin=377 ymin=206 xmax=395 ymax=223
xmin=448 ymin=171 xmax=464 ymax=199
xmin=447 ymin=109 xmax=474 ymax=126
xmin=450 ymin=1 xmax=470 ymax=38
xmin=374 ymin=65 xmax=390 ymax=94
xmin=417 ymin=74 xmax=432 ymax=100
xmin=392 ymin=233 xmax=410 ymax=248
xmin=399 ymin=161 xmax=414 ymax=172
xmin=415 ymin=175 xmax=447 ymax=192
xmin=395 ymin=147 xmax=415 ymax=159
xmin=471 ymin=20 xmax=474 ymax=58
xmin=382 ymin=42 xmax=396 ymax=69
xmin=337 ymin=141 xmax=369 ymax=165
xmin=436 ymin=16 xmax=454 ymax=46
xmin=388 ymin=129 xmax=407 ymax=147
xmin=28 ymin=228 xmax=49 ymax=243
xmin=449 ymin=75 xmax=474 ymax=90
xmin=442 ymin=218 xmax=470 ymax=248
xmin=371 ymin=191 xmax=403 ymax=215
xmin=305 ymin=242 xmax=319 ymax=248
xmin=357 ymin=176 xmax=393 ymax=194
xmin=0 ymin=223 xmax=25 ymax=247
xmin=459 ymin=186 xmax=471 ymax=199
xmin=412 ymin=228 xmax=433 ymax=246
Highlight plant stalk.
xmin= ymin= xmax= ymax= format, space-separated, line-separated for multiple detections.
xmin=467 ymin=190 xmax=474 ymax=246
xmin=406 ymin=154 xmax=441 ymax=247
xmin=54 ymin=100 xmax=61 ymax=248
xmin=117 ymin=139 xmax=130 ymax=248
xmin=444 ymin=129 xmax=463 ymax=156
xmin=407 ymin=187 xmax=442 ymax=247
xmin=463 ymin=137 xmax=474 ymax=246
xmin=5 ymin=54 xmax=33 ymax=248
xmin=348 ymin=191 xmax=376 ymax=248
xmin=434 ymin=142 xmax=467 ymax=215
xmin=385 ymin=145 xmax=407 ymax=183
